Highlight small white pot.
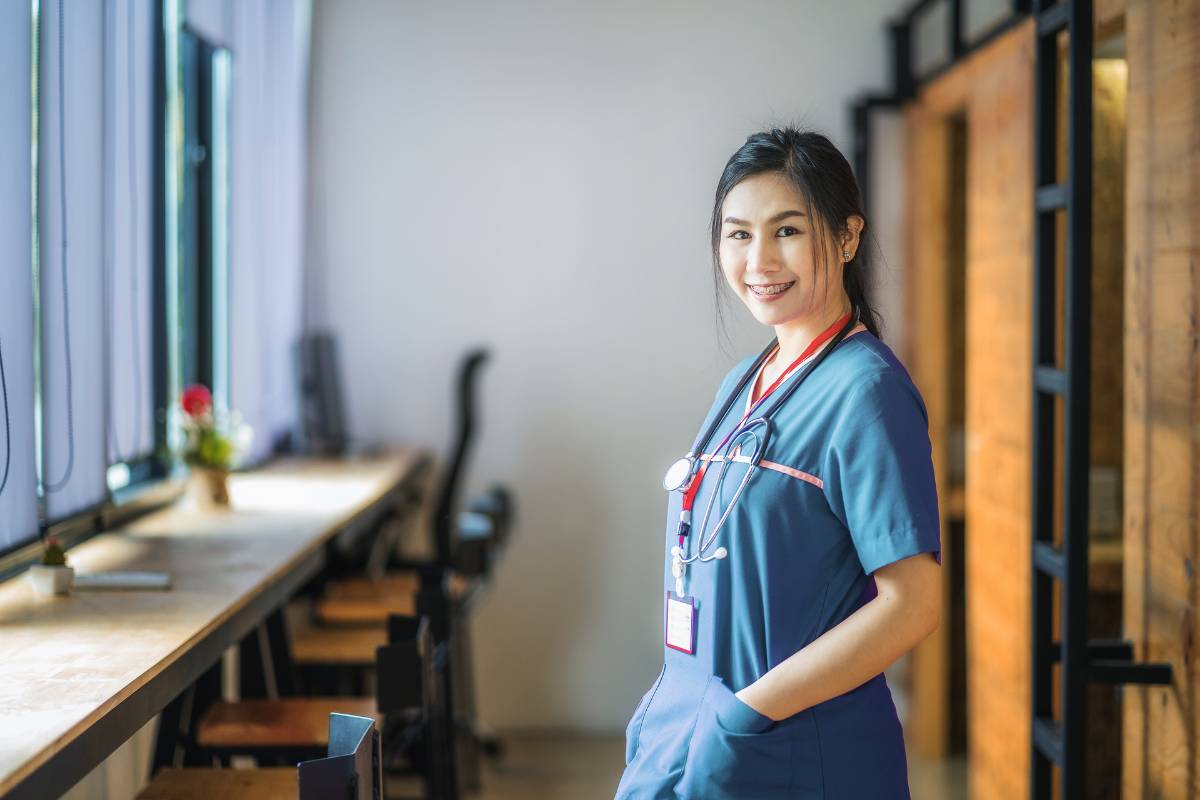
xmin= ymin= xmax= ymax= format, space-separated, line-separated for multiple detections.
xmin=29 ymin=564 xmax=74 ymax=596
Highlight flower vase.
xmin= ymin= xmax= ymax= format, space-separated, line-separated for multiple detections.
xmin=191 ymin=466 xmax=231 ymax=508
xmin=29 ymin=564 xmax=74 ymax=595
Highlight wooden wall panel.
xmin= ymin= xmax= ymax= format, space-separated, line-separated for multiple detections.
xmin=905 ymin=19 xmax=1037 ymax=799
xmin=1122 ymin=0 xmax=1200 ymax=796
xmin=903 ymin=106 xmax=953 ymax=759
xmin=961 ymin=33 xmax=1037 ymax=793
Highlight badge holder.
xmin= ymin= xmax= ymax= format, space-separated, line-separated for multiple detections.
xmin=665 ymin=591 xmax=696 ymax=655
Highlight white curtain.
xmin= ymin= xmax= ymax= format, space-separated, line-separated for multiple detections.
xmin=105 ymin=0 xmax=155 ymax=466
xmin=229 ymin=0 xmax=311 ymax=463
xmin=0 ymin=4 xmax=38 ymax=551
xmin=39 ymin=0 xmax=108 ymax=521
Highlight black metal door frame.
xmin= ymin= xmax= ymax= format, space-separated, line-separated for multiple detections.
xmin=850 ymin=0 xmax=1024 ymax=211
xmin=1028 ymin=1 xmax=1172 ymax=798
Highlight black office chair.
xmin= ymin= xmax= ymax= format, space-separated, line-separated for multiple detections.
xmin=429 ymin=348 xmax=490 ymax=567
xmin=381 ymin=614 xmax=457 ymax=799
xmin=412 ymin=349 xmax=513 ymax=778
xmin=300 ymin=347 xmax=512 ymax=793
xmin=453 ymin=486 xmax=514 ymax=577
xmin=317 ymin=347 xmax=499 ymax=582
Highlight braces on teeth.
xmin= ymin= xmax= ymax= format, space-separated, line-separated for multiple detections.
xmin=749 ymin=282 xmax=794 ymax=295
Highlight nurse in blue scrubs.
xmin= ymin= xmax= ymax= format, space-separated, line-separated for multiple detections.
xmin=616 ymin=128 xmax=942 ymax=799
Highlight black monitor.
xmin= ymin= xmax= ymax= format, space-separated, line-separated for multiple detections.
xmin=294 ymin=330 xmax=350 ymax=456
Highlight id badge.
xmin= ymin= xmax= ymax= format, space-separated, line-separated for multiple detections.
xmin=665 ymin=591 xmax=696 ymax=654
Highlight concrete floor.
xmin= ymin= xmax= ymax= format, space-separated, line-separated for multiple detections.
xmin=388 ymin=658 xmax=968 ymax=798
xmin=391 ymin=731 xmax=968 ymax=799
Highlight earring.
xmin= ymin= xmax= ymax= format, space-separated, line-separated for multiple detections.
xmin=842 ymin=250 xmax=851 ymax=261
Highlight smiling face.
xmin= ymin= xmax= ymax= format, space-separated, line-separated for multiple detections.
xmin=717 ymin=171 xmax=850 ymax=330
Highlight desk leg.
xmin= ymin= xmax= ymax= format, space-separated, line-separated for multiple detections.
xmin=150 ymin=660 xmax=222 ymax=772
xmin=182 ymin=663 xmax=222 ymax=765
xmin=265 ymin=609 xmax=299 ymax=697
xmin=238 ymin=624 xmax=270 ymax=699
xmin=238 ymin=609 xmax=299 ymax=699
xmin=150 ymin=688 xmax=187 ymax=774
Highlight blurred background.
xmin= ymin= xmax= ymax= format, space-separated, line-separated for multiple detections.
xmin=1 ymin=0 xmax=1197 ymax=798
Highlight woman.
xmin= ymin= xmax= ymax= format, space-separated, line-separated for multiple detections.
xmin=616 ymin=128 xmax=942 ymax=799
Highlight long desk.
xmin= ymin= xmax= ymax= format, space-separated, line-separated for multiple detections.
xmin=0 ymin=451 xmax=428 ymax=799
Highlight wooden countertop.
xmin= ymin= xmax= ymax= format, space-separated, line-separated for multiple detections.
xmin=0 ymin=450 xmax=427 ymax=800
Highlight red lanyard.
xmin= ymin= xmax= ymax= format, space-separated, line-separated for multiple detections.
xmin=679 ymin=310 xmax=852 ymax=527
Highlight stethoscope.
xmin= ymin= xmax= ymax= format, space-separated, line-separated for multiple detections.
xmin=662 ymin=309 xmax=859 ymax=596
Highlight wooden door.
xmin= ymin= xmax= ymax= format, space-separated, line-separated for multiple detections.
xmin=903 ymin=20 xmax=1038 ymax=797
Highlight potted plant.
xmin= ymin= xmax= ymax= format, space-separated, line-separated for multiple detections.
xmin=29 ymin=537 xmax=74 ymax=595
xmin=180 ymin=384 xmax=251 ymax=508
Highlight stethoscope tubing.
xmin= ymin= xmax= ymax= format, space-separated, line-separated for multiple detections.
xmin=675 ymin=310 xmax=860 ymax=565
xmin=684 ymin=341 xmax=777 ymax=462
xmin=678 ymin=423 xmax=768 ymax=564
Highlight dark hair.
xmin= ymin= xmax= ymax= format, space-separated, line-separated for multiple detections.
xmin=709 ymin=127 xmax=882 ymax=340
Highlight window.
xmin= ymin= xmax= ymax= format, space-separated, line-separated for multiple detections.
xmin=1 ymin=0 xmax=308 ymax=563
xmin=107 ymin=2 xmax=231 ymax=500
xmin=177 ymin=28 xmax=231 ymax=415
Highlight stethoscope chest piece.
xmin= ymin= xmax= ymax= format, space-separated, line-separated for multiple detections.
xmin=662 ymin=456 xmax=694 ymax=492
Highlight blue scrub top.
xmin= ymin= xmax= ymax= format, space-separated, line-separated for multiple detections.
xmin=617 ymin=326 xmax=941 ymax=799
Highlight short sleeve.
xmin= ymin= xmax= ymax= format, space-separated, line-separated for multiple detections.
xmin=821 ymin=369 xmax=942 ymax=575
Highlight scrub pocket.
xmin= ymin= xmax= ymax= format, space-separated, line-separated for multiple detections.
xmin=624 ymin=664 xmax=666 ymax=764
xmin=674 ymin=674 xmax=796 ymax=798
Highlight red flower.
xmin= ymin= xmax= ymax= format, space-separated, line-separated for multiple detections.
xmin=181 ymin=385 xmax=213 ymax=418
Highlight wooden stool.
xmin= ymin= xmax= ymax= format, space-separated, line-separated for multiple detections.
xmin=144 ymin=713 xmax=382 ymax=799
xmin=323 ymin=573 xmax=420 ymax=600
xmin=291 ymin=622 xmax=387 ymax=668
xmin=314 ymin=593 xmax=416 ymax=627
xmin=136 ymin=767 xmax=295 ymax=799
xmin=313 ymin=573 xmax=474 ymax=627
xmin=185 ymin=619 xmax=452 ymax=796
xmin=195 ymin=620 xmax=413 ymax=759
xmin=197 ymin=697 xmax=377 ymax=751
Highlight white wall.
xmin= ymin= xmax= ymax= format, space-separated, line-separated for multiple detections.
xmin=307 ymin=0 xmax=911 ymax=732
